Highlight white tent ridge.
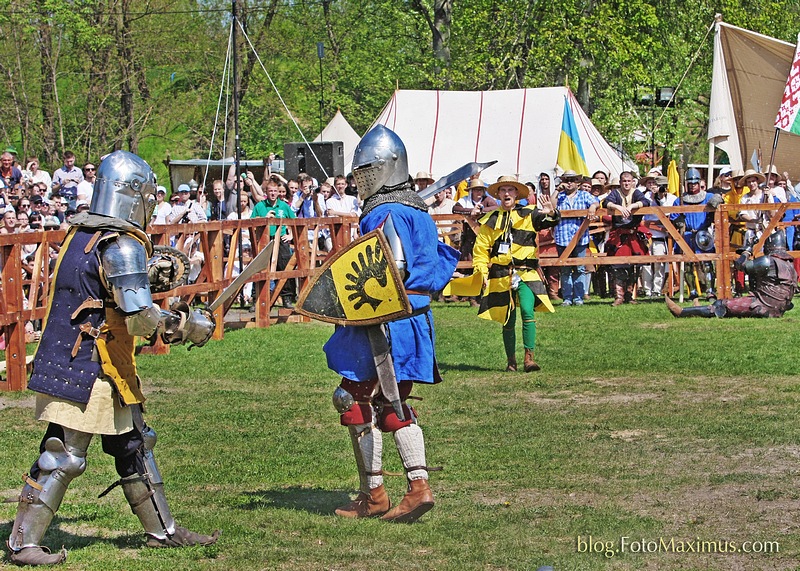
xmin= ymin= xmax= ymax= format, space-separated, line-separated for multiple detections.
xmin=314 ymin=109 xmax=361 ymax=176
xmin=370 ymin=87 xmax=636 ymax=184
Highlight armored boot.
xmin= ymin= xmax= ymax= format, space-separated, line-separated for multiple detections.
xmin=120 ymin=426 xmax=219 ymax=548
xmin=611 ymin=283 xmax=625 ymax=306
xmin=523 ymin=349 xmax=540 ymax=372
xmin=381 ymin=479 xmax=434 ymax=524
xmin=334 ymin=484 xmax=390 ymax=518
xmin=665 ymin=297 xmax=715 ymax=318
xmin=7 ymin=430 xmax=91 ymax=567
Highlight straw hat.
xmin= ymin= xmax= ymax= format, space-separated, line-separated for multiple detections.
xmin=739 ymin=169 xmax=765 ymax=186
xmin=414 ymin=171 xmax=434 ymax=183
xmin=487 ymin=175 xmax=528 ymax=199
xmin=560 ymin=170 xmax=581 ymax=182
xmin=763 ymin=165 xmax=784 ymax=181
xmin=467 ymin=178 xmax=487 ymax=191
xmin=605 ymin=176 xmax=621 ymax=190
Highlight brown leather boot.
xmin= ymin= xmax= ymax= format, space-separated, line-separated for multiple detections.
xmin=523 ymin=349 xmax=540 ymax=372
xmin=665 ymin=296 xmax=683 ymax=317
xmin=334 ymin=484 xmax=391 ymax=518
xmin=611 ymin=283 xmax=625 ymax=306
xmin=506 ymin=356 xmax=518 ymax=372
xmin=381 ymin=479 xmax=434 ymax=523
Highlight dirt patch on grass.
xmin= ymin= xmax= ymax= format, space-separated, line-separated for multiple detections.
xmin=0 ymin=395 xmax=35 ymax=410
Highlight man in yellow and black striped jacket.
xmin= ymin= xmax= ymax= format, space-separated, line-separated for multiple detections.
xmin=473 ymin=175 xmax=560 ymax=372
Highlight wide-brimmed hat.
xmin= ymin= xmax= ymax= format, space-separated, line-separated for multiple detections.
xmin=487 ymin=175 xmax=528 ymax=199
xmin=467 ymin=178 xmax=487 ymax=191
xmin=763 ymin=165 xmax=784 ymax=181
xmin=654 ymin=175 xmax=669 ymax=186
xmin=605 ymin=177 xmax=621 ymax=190
xmin=739 ymin=169 xmax=765 ymax=186
xmin=560 ymin=170 xmax=581 ymax=182
xmin=414 ymin=171 xmax=434 ymax=183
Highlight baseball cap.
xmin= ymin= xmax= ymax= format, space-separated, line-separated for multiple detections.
xmin=178 ymin=184 xmax=191 ymax=193
xmin=719 ymin=166 xmax=732 ymax=176
xmin=156 ymin=185 xmax=167 ymax=195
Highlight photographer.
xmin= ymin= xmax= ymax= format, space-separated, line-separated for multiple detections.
xmin=166 ymin=184 xmax=208 ymax=224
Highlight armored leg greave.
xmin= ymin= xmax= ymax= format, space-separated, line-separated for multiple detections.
xmin=119 ymin=425 xmax=219 ymax=547
xmin=8 ymin=428 xmax=92 ymax=563
xmin=348 ymin=423 xmax=383 ymax=493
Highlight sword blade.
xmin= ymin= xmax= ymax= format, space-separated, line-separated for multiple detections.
xmin=209 ymin=240 xmax=275 ymax=312
xmin=366 ymin=324 xmax=405 ymax=421
xmin=417 ymin=160 xmax=498 ymax=201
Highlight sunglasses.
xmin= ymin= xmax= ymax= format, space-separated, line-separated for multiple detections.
xmin=84 ymin=167 xmax=95 ymax=171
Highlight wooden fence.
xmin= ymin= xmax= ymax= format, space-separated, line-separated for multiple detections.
xmin=2 ymin=202 xmax=798 ymax=391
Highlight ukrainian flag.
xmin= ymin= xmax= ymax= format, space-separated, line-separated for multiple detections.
xmin=556 ymin=94 xmax=590 ymax=176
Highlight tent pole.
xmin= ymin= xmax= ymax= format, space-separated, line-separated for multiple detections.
xmin=707 ymin=140 xmax=715 ymax=188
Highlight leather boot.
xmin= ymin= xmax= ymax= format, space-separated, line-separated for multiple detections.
xmin=334 ymin=484 xmax=391 ymax=518
xmin=381 ymin=479 xmax=434 ymax=523
xmin=506 ymin=356 xmax=518 ymax=372
xmin=523 ymin=349 xmax=540 ymax=372
xmin=8 ymin=545 xmax=67 ymax=566
xmin=625 ymin=283 xmax=638 ymax=305
xmin=611 ymin=283 xmax=625 ymax=306
xmin=665 ymin=297 xmax=715 ymax=318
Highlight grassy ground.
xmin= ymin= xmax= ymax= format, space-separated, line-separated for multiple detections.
xmin=1 ymin=297 xmax=799 ymax=570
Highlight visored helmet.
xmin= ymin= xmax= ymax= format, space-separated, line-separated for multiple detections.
xmin=90 ymin=150 xmax=157 ymax=229
xmin=686 ymin=168 xmax=701 ymax=184
xmin=351 ymin=125 xmax=409 ymax=201
xmin=764 ymin=230 xmax=788 ymax=255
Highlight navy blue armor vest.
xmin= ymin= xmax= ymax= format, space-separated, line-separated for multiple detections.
xmin=28 ymin=228 xmax=109 ymax=404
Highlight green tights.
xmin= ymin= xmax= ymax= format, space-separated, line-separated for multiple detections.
xmin=502 ymin=281 xmax=536 ymax=359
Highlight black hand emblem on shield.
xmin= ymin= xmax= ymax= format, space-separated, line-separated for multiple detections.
xmin=344 ymin=243 xmax=389 ymax=311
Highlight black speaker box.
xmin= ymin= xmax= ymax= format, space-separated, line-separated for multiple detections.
xmin=283 ymin=141 xmax=345 ymax=183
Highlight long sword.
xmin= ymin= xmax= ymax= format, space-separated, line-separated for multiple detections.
xmin=209 ymin=240 xmax=275 ymax=312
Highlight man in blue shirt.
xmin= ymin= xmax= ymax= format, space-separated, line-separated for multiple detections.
xmin=553 ymin=171 xmax=599 ymax=305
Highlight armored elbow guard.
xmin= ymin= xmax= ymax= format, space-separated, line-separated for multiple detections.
xmin=161 ymin=301 xmax=215 ymax=347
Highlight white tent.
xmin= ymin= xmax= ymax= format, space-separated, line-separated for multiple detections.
xmin=708 ymin=21 xmax=800 ymax=179
xmin=370 ymin=87 xmax=636 ymax=184
xmin=314 ymin=109 xmax=361 ymax=175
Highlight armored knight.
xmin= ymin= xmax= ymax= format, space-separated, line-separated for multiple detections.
xmin=666 ymin=231 xmax=799 ymax=318
xmin=6 ymin=151 xmax=219 ymax=566
xmin=323 ymin=125 xmax=459 ymax=522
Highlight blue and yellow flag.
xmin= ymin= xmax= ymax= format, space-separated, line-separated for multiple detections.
xmin=556 ymin=95 xmax=590 ymax=176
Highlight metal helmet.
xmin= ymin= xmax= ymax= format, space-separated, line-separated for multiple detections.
xmin=351 ymin=125 xmax=409 ymax=200
xmin=686 ymin=168 xmax=701 ymax=184
xmin=90 ymin=150 xmax=157 ymax=229
xmin=764 ymin=230 xmax=788 ymax=255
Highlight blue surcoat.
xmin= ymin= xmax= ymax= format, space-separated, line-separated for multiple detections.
xmin=324 ymin=202 xmax=459 ymax=383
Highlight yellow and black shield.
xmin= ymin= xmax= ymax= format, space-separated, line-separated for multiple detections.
xmin=296 ymin=229 xmax=411 ymax=325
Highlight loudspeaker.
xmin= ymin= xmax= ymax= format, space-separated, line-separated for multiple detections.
xmin=283 ymin=141 xmax=345 ymax=183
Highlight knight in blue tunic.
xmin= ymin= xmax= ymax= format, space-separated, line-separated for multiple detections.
xmin=324 ymin=126 xmax=458 ymax=523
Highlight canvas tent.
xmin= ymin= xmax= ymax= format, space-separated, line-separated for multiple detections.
xmin=708 ymin=21 xmax=800 ymax=179
xmin=370 ymin=87 xmax=636 ymax=184
xmin=314 ymin=109 xmax=361 ymax=175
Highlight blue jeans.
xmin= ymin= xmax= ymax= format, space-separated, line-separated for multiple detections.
xmin=556 ymin=243 xmax=588 ymax=304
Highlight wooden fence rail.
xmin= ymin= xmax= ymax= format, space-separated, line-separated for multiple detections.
xmin=2 ymin=203 xmax=798 ymax=391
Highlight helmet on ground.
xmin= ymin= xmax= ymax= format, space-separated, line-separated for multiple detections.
xmin=686 ymin=168 xmax=701 ymax=184
xmin=764 ymin=231 xmax=788 ymax=255
xmin=351 ymin=125 xmax=409 ymax=201
xmin=90 ymin=150 xmax=157 ymax=229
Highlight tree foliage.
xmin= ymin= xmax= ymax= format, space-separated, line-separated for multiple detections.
xmin=1 ymin=0 xmax=799 ymax=184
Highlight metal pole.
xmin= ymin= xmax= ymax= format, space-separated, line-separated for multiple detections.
xmin=232 ymin=0 xmax=245 ymax=306
xmin=317 ymin=42 xmax=325 ymax=135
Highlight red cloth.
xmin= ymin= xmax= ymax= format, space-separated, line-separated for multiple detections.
xmin=607 ymin=226 xmax=651 ymax=256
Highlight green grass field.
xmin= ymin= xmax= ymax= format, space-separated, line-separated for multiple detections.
xmin=1 ymin=298 xmax=799 ymax=570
